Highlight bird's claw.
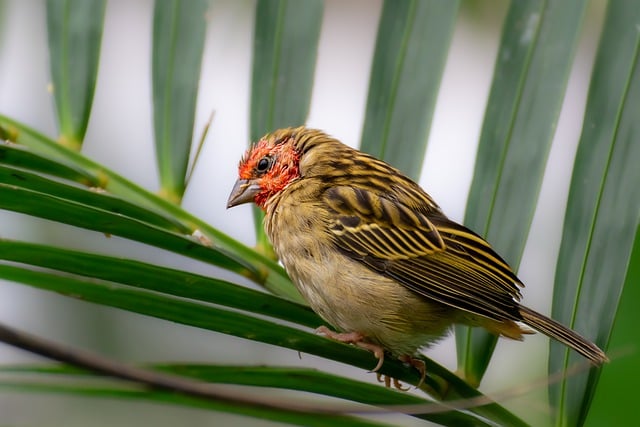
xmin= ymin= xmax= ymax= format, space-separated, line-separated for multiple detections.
xmin=376 ymin=373 xmax=410 ymax=391
xmin=355 ymin=341 xmax=385 ymax=372
xmin=399 ymin=354 xmax=427 ymax=388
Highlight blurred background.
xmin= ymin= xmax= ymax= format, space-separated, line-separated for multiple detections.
xmin=0 ymin=0 xmax=627 ymax=426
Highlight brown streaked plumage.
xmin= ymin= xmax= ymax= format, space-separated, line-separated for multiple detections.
xmin=227 ymin=126 xmax=608 ymax=386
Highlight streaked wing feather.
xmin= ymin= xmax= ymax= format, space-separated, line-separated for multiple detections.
xmin=385 ymin=256 xmax=520 ymax=320
xmin=432 ymin=218 xmax=523 ymax=298
xmin=326 ymin=186 xmax=445 ymax=259
xmin=325 ymin=186 xmax=523 ymax=322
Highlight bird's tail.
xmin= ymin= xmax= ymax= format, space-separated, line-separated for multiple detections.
xmin=519 ymin=306 xmax=608 ymax=365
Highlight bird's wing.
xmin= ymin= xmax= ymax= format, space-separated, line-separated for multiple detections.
xmin=325 ymin=185 xmax=447 ymax=258
xmin=324 ymin=186 xmax=523 ymax=322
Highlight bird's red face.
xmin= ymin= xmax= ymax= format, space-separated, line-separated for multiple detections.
xmin=227 ymin=136 xmax=301 ymax=210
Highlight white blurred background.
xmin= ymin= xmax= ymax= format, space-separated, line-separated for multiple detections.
xmin=0 ymin=0 xmax=606 ymax=425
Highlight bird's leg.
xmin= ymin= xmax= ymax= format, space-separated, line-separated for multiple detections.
xmin=398 ymin=354 xmax=427 ymax=388
xmin=315 ymin=326 xmax=423 ymax=391
xmin=315 ymin=326 xmax=385 ymax=372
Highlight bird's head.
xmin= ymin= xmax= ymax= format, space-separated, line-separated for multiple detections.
xmin=227 ymin=127 xmax=307 ymax=210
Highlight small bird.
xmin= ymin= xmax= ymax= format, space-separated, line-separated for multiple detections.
xmin=227 ymin=126 xmax=608 ymax=387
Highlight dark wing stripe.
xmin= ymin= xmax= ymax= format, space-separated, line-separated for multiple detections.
xmin=413 ymin=227 xmax=445 ymax=251
xmin=348 ymin=231 xmax=377 ymax=255
xmin=386 ymin=262 xmax=517 ymax=320
xmin=344 ymin=224 xmax=415 ymax=260
xmin=387 ymin=228 xmax=419 ymax=256
xmin=445 ymin=242 xmax=523 ymax=299
xmin=436 ymin=224 xmax=518 ymax=282
xmin=446 ymin=236 xmax=515 ymax=282
xmin=353 ymin=188 xmax=374 ymax=216
xmin=393 ymin=260 xmax=519 ymax=320
xmin=392 ymin=228 xmax=430 ymax=255
xmin=339 ymin=233 xmax=368 ymax=257
xmin=442 ymin=240 xmax=521 ymax=290
xmin=361 ymin=226 xmax=402 ymax=258
xmin=380 ymin=228 xmax=416 ymax=258
xmin=334 ymin=223 xmax=446 ymax=260
xmin=408 ymin=257 xmax=503 ymax=303
xmin=442 ymin=229 xmax=507 ymax=265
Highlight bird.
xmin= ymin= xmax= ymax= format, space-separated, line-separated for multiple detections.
xmin=227 ymin=126 xmax=608 ymax=388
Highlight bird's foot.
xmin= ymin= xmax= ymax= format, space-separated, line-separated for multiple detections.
xmin=315 ymin=327 xmax=426 ymax=391
xmin=398 ymin=354 xmax=427 ymax=388
xmin=315 ymin=326 xmax=385 ymax=372
xmin=375 ymin=355 xmax=426 ymax=390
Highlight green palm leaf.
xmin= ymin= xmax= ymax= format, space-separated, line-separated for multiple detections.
xmin=152 ymin=0 xmax=208 ymax=202
xmin=549 ymin=1 xmax=640 ymax=425
xmin=46 ymin=0 xmax=106 ymax=149
xmin=359 ymin=0 xmax=459 ymax=179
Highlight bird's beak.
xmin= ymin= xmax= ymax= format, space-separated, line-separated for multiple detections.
xmin=227 ymin=179 xmax=261 ymax=208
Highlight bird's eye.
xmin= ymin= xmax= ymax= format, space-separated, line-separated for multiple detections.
xmin=256 ymin=156 xmax=272 ymax=174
